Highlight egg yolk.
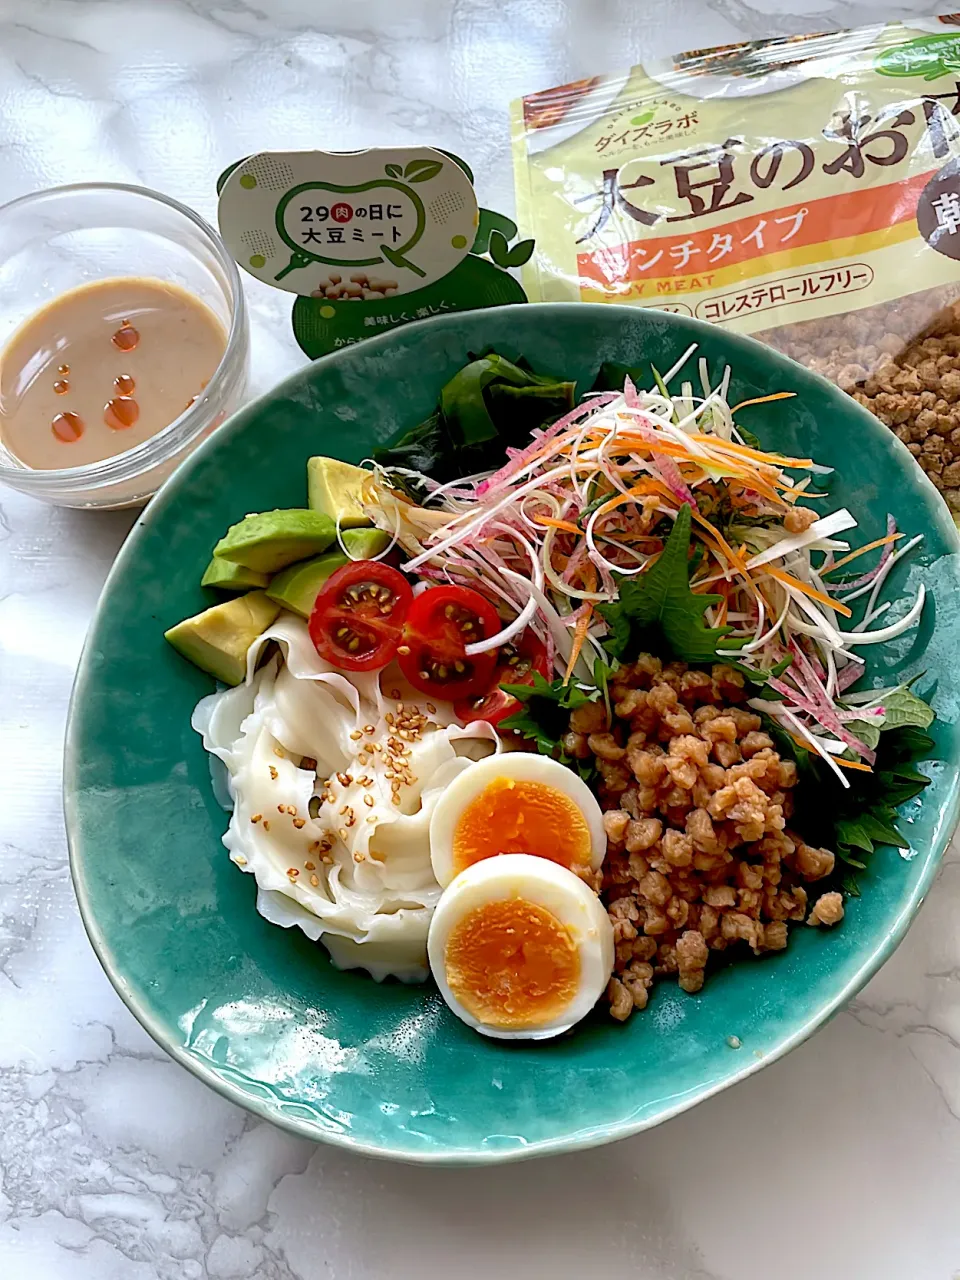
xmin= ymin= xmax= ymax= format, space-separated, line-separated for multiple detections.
xmin=451 ymin=777 xmax=592 ymax=876
xmin=444 ymin=898 xmax=580 ymax=1029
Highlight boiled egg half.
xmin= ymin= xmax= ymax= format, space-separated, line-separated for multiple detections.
xmin=429 ymin=752 xmax=606 ymax=888
xmin=427 ymin=854 xmax=614 ymax=1039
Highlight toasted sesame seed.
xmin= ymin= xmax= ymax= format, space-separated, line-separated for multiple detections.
xmin=397 ymin=645 xmax=411 ymax=655
xmin=338 ymin=827 xmax=347 ymax=841
xmin=350 ymin=730 xmax=362 ymax=741
xmin=235 ymin=855 xmax=248 ymax=867
xmin=358 ymin=753 xmax=369 ymax=766
xmin=426 ymin=703 xmax=437 ymax=713
xmin=364 ymin=724 xmax=375 ymax=734
xmin=287 ymin=868 xmax=299 ymax=879
xmin=391 ymin=794 xmax=401 ymax=805
xmin=339 ymin=804 xmax=350 ymax=816
xmin=346 ymin=815 xmax=356 ymax=827
xmin=250 ymin=813 xmax=262 ymax=824
xmin=310 ymin=874 xmax=320 ymax=887
xmin=262 ymin=820 xmax=271 ymax=831
xmin=322 ymin=854 xmax=334 ymax=864
xmin=385 ymin=713 xmax=394 ymax=725
xmin=366 ymin=815 xmax=377 ymax=823
xmin=305 ymin=861 xmax=316 ymax=871
xmin=293 ymin=818 xmax=306 ymax=829
xmin=269 ymin=766 xmax=278 ymax=780
xmin=277 ymin=804 xmax=287 ymax=814
xmin=309 ymin=841 xmax=321 ymax=853
xmin=274 ymin=747 xmax=285 ymax=758
xmin=353 ymin=851 xmax=364 ymax=862
xmin=364 ymin=794 xmax=375 ymax=807
xmin=288 ymin=805 xmax=298 ymax=817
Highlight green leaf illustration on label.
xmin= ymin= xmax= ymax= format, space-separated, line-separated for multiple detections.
xmin=403 ymin=158 xmax=444 ymax=182
xmin=876 ymin=34 xmax=960 ymax=81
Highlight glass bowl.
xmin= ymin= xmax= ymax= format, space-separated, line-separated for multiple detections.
xmin=0 ymin=183 xmax=248 ymax=509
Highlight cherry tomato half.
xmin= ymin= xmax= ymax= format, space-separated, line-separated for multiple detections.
xmin=397 ymin=584 xmax=500 ymax=700
xmin=454 ymin=630 xmax=549 ymax=727
xmin=308 ymin=560 xmax=413 ymax=672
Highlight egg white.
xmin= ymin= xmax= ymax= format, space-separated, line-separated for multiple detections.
xmin=428 ymin=751 xmax=607 ymax=888
xmin=427 ymin=854 xmax=614 ymax=1040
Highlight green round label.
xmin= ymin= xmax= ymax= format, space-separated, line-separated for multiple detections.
xmin=239 ymin=174 xmax=257 ymax=189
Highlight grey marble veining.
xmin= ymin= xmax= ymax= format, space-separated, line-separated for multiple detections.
xmin=1 ymin=2 xmax=959 ymax=1277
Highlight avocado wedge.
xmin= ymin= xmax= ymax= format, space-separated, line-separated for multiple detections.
xmin=200 ymin=557 xmax=270 ymax=591
xmin=164 ymin=591 xmax=281 ymax=685
xmin=266 ymin=527 xmax=390 ymax=618
xmin=307 ymin=457 xmax=372 ymax=529
xmin=213 ymin=509 xmax=336 ymax=574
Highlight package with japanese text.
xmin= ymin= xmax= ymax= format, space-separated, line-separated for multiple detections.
xmin=511 ymin=17 xmax=960 ymax=511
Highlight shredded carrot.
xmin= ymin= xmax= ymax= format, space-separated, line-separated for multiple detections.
xmin=833 ymin=756 xmax=874 ymax=773
xmin=594 ymin=478 xmax=675 ymax=520
xmin=705 ymin=435 xmax=811 ymax=469
xmin=533 ymin=514 xmax=581 ymax=536
xmin=761 ymin=564 xmax=853 ymax=617
xmin=731 ymin=391 xmax=798 ymax=413
xmin=691 ymin=510 xmax=750 ymax=576
xmin=563 ymin=604 xmax=594 ymax=685
xmin=715 ymin=581 xmax=730 ymax=625
xmin=821 ymin=532 xmax=902 ymax=577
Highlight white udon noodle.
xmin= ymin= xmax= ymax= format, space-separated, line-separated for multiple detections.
xmin=192 ymin=614 xmax=501 ymax=982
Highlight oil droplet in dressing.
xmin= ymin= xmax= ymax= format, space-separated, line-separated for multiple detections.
xmin=51 ymin=411 xmax=84 ymax=442
xmin=53 ymin=379 xmax=69 ymax=395
xmin=113 ymin=373 xmax=135 ymax=395
xmin=57 ymin=363 xmax=70 ymax=375
xmin=111 ymin=321 xmax=139 ymax=352
xmin=104 ymin=396 xmax=139 ymax=430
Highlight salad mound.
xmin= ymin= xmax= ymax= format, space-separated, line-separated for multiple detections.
xmin=165 ymin=344 xmax=935 ymax=1037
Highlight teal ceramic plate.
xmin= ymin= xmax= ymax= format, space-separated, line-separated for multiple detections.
xmin=66 ymin=304 xmax=960 ymax=1164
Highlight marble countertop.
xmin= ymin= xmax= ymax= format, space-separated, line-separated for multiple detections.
xmin=2 ymin=2 xmax=960 ymax=1277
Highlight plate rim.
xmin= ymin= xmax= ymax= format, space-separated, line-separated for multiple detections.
xmin=64 ymin=301 xmax=960 ymax=1164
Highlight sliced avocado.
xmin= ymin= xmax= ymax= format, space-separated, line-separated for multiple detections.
xmin=213 ymin=509 xmax=336 ymax=574
xmin=307 ymin=457 xmax=372 ymax=529
xmin=266 ymin=527 xmax=391 ymax=617
xmin=164 ymin=591 xmax=281 ymax=685
xmin=200 ymin=557 xmax=270 ymax=591
xmin=341 ymin=526 xmax=390 ymax=558
xmin=267 ymin=551 xmax=346 ymax=617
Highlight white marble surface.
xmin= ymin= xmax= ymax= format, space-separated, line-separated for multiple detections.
xmin=1 ymin=1 xmax=959 ymax=1276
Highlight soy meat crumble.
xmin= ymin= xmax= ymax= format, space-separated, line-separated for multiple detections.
xmin=565 ymin=654 xmax=843 ymax=1021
